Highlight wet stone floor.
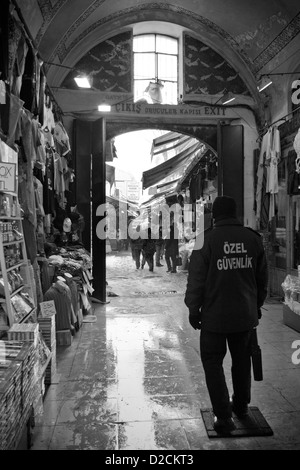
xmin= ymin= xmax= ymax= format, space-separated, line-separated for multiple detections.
xmin=30 ymin=251 xmax=300 ymax=450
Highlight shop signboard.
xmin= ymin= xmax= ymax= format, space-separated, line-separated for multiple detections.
xmin=40 ymin=300 xmax=56 ymax=317
xmin=0 ymin=162 xmax=16 ymax=192
xmin=126 ymin=181 xmax=140 ymax=201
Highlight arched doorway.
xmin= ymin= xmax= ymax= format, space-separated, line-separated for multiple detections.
xmin=73 ymin=109 xmax=244 ymax=301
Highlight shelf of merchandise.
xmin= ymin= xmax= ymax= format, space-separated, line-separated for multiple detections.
xmin=0 ymin=200 xmax=36 ymax=330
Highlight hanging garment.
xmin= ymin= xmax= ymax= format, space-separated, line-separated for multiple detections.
xmin=43 ymin=148 xmax=55 ymax=216
xmin=11 ymin=35 xmax=28 ymax=97
xmin=264 ymin=127 xmax=279 ymax=221
xmin=18 ymin=152 xmax=37 ymax=229
xmin=8 ymin=16 xmax=22 ymax=86
xmin=36 ymin=127 xmax=46 ymax=171
xmin=20 ymin=109 xmax=36 ymax=163
xmin=267 ymin=126 xmax=280 ymax=194
xmin=53 ymin=121 xmax=71 ymax=156
xmin=20 ymin=46 xmax=36 ymax=113
xmin=64 ymin=276 xmax=79 ymax=323
xmin=6 ymin=93 xmax=24 ymax=146
xmin=37 ymin=258 xmax=51 ymax=294
xmin=53 ymin=152 xmax=66 ymax=207
xmin=256 ymin=126 xmax=281 ymax=226
xmin=256 ymin=130 xmax=271 ymax=224
xmin=256 ymin=130 xmax=271 ymax=229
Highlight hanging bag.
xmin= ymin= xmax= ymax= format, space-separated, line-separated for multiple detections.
xmin=176 ymin=255 xmax=182 ymax=266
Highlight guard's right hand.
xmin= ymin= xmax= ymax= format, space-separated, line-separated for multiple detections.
xmin=189 ymin=313 xmax=201 ymax=330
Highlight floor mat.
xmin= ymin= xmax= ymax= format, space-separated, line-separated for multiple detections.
xmin=201 ymin=407 xmax=273 ymax=438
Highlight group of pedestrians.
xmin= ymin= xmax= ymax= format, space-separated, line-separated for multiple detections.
xmin=130 ymin=224 xmax=179 ymax=273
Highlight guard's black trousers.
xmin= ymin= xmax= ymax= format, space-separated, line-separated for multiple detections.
xmin=200 ymin=329 xmax=252 ymax=419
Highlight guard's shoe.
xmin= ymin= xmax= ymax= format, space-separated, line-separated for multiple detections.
xmin=231 ymin=400 xmax=249 ymax=418
xmin=156 ymin=263 xmax=163 ymax=267
xmin=213 ymin=417 xmax=236 ymax=435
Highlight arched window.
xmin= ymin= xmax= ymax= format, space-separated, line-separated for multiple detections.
xmin=133 ymin=34 xmax=178 ymax=105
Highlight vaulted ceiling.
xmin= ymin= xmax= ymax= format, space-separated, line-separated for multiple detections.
xmin=14 ymin=0 xmax=300 ymax=117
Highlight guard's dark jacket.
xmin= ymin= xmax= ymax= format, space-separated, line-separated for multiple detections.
xmin=184 ymin=217 xmax=268 ymax=333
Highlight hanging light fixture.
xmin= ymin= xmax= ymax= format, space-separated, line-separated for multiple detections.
xmin=257 ymin=72 xmax=300 ymax=93
xmin=214 ymin=89 xmax=236 ymax=105
xmin=44 ymin=62 xmax=92 ymax=88
xmin=98 ymin=103 xmax=111 ymax=112
xmin=44 ymin=61 xmax=92 ymax=88
xmin=74 ymin=74 xmax=92 ymax=89
xmin=220 ymin=91 xmax=236 ymax=104
xmin=257 ymin=76 xmax=273 ymax=92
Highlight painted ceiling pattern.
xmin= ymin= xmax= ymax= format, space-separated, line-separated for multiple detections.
xmin=31 ymin=1 xmax=300 ymax=78
xmin=48 ymin=3 xmax=253 ymax=72
xmin=183 ymin=35 xmax=250 ymax=96
xmin=252 ymin=11 xmax=300 ymax=73
xmin=61 ymin=31 xmax=132 ymax=93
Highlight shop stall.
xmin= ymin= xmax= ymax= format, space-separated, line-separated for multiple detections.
xmin=0 ymin=8 xmax=95 ymax=448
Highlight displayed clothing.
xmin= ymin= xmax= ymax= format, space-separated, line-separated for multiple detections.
xmin=64 ymin=275 xmax=79 ymax=325
xmin=53 ymin=151 xmax=66 ymax=207
xmin=43 ymin=147 xmax=55 ymax=215
xmin=6 ymin=93 xmax=24 ymax=146
xmin=37 ymin=257 xmax=51 ymax=294
xmin=18 ymin=157 xmax=37 ymax=229
xmin=256 ymin=126 xmax=281 ymax=228
xmin=36 ymin=126 xmax=47 ymax=171
xmin=54 ymin=121 xmax=71 ymax=156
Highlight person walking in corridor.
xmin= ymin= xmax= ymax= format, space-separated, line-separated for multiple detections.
xmin=165 ymin=223 xmax=179 ymax=273
xmin=184 ymin=195 xmax=268 ymax=435
xmin=130 ymin=230 xmax=144 ymax=269
xmin=142 ymin=228 xmax=156 ymax=271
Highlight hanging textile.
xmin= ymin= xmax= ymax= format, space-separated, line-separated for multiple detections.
xmin=256 ymin=126 xmax=281 ymax=227
xmin=256 ymin=130 xmax=270 ymax=229
xmin=267 ymin=126 xmax=281 ymax=221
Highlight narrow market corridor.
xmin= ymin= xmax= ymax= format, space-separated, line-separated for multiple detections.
xmin=30 ymin=251 xmax=300 ymax=450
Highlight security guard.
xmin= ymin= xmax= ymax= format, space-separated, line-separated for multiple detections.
xmin=184 ymin=195 xmax=268 ymax=435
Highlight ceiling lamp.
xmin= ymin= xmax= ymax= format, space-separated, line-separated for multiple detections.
xmin=220 ymin=91 xmax=236 ymax=105
xmin=74 ymin=75 xmax=92 ymax=88
xmin=215 ymin=89 xmax=236 ymax=105
xmin=257 ymin=76 xmax=273 ymax=92
xmin=98 ymin=104 xmax=111 ymax=112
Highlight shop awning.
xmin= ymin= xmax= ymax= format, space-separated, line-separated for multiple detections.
xmin=140 ymin=179 xmax=182 ymax=211
xmin=142 ymin=141 xmax=203 ymax=189
xmin=151 ymin=132 xmax=192 ymax=158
